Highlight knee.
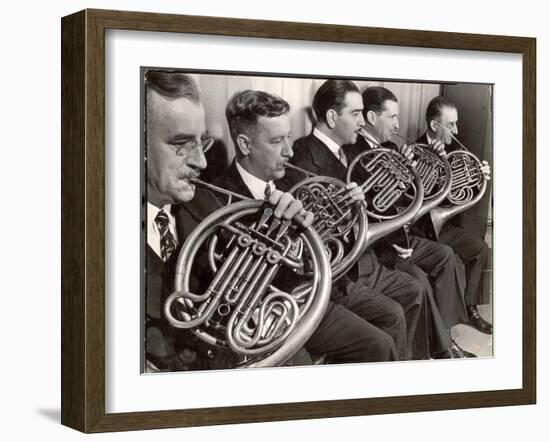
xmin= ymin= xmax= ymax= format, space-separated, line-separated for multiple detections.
xmin=438 ymin=244 xmax=456 ymax=264
xmin=407 ymin=277 xmax=427 ymax=307
xmin=370 ymin=329 xmax=397 ymax=361
xmin=388 ymin=301 xmax=407 ymax=330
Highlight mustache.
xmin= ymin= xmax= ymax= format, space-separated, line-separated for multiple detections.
xmin=181 ymin=169 xmax=201 ymax=181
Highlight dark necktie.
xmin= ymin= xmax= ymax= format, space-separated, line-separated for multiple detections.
xmin=264 ymin=182 xmax=272 ymax=199
xmin=338 ymin=148 xmax=348 ymax=168
xmin=154 ymin=209 xmax=178 ymax=261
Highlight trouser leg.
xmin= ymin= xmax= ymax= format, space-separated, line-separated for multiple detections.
xmin=333 ymin=275 xmax=408 ymax=360
xmin=356 ymin=250 xmax=425 ymax=360
xmin=305 ymin=301 xmax=397 ymax=363
xmin=408 ymin=236 xmax=468 ymax=328
xmin=438 ymin=224 xmax=489 ymax=306
xmin=284 ymin=347 xmax=313 ymax=366
xmin=395 ymin=259 xmax=452 ymax=355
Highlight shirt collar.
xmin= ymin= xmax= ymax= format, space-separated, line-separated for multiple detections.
xmin=313 ymin=127 xmax=342 ymax=159
xmin=236 ymin=161 xmax=275 ymax=200
xmin=426 ymin=132 xmax=434 ymax=145
xmin=147 ymin=202 xmax=173 ymax=225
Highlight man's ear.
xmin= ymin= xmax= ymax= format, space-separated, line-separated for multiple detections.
xmin=325 ymin=109 xmax=338 ymax=129
xmin=235 ymin=134 xmax=252 ymax=157
xmin=366 ymin=110 xmax=377 ymax=126
xmin=428 ymin=119 xmax=437 ymax=132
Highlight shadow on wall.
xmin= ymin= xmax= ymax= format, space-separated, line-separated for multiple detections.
xmin=35 ymin=408 xmax=60 ymax=423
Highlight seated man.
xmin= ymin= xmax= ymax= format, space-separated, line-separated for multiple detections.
xmin=144 ymin=70 xmax=396 ymax=371
xmin=416 ymin=96 xmax=492 ymax=335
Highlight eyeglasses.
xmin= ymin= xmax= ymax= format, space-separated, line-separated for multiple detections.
xmin=172 ymin=137 xmax=215 ymax=156
xmin=435 ymin=120 xmax=457 ymax=132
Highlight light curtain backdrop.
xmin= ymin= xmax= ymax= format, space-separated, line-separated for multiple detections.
xmin=189 ymin=73 xmax=441 ymax=165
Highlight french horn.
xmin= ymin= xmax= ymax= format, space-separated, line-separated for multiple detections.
xmin=284 ymin=163 xmax=368 ymax=281
xmin=346 ymin=128 xmax=425 ymax=245
xmin=429 ymin=123 xmax=489 ymax=237
xmin=391 ymin=132 xmax=453 ymax=222
xmin=164 ymin=179 xmax=332 ymax=368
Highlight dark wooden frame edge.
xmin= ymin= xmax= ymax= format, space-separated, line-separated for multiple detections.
xmin=61 ymin=8 xmax=536 ymax=433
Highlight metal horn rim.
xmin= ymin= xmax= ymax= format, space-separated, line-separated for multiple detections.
xmin=166 ymin=198 xmax=332 ymax=367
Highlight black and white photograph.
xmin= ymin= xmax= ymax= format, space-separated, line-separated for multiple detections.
xmin=142 ymin=69 xmax=494 ymax=373
xmin=2 ymin=0 xmax=540 ymax=438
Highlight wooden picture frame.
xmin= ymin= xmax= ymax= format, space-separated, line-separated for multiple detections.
xmin=61 ymin=8 xmax=536 ymax=433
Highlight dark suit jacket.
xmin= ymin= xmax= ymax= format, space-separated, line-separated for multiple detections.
xmin=278 ymin=133 xmax=349 ymax=191
xmin=212 ymin=160 xmax=255 ymax=201
xmin=145 ymin=187 xmax=239 ymax=370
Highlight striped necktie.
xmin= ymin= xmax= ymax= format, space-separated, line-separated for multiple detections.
xmin=264 ymin=182 xmax=272 ymax=199
xmin=154 ymin=209 xmax=178 ymax=261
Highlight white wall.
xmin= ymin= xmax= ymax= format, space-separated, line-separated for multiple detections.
xmin=0 ymin=0 xmax=546 ymax=440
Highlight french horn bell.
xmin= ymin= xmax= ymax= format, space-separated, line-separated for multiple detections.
xmin=164 ymin=181 xmax=332 ymax=368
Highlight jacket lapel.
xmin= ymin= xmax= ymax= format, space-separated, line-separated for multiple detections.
xmin=416 ymin=132 xmax=429 ymax=145
xmin=173 ymin=187 xmax=222 ymax=241
xmin=308 ymin=134 xmax=348 ymax=182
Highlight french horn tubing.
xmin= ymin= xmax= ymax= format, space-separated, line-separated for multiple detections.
xmin=346 ymin=128 xmax=425 ymax=245
xmin=284 ymin=163 xmax=369 ymax=281
xmin=391 ymin=132 xmax=453 ymax=223
xmin=429 ymin=122 xmax=489 ymax=237
xmin=164 ymin=179 xmax=332 ymax=368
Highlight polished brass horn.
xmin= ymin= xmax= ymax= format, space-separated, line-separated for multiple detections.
xmin=284 ymin=163 xmax=369 ymax=281
xmin=391 ymin=132 xmax=453 ymax=223
xmin=164 ymin=179 xmax=331 ymax=368
xmin=347 ymin=128 xmax=424 ymax=245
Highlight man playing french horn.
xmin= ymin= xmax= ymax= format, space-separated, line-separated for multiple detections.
xmin=416 ymin=96 xmax=492 ymax=335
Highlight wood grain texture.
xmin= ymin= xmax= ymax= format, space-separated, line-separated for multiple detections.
xmin=60 ymin=8 xmax=537 ymax=433
xmin=522 ymin=37 xmax=536 ymax=404
xmin=86 ymin=9 xmax=108 ymax=433
xmin=61 ymin=10 xmax=86 ymax=432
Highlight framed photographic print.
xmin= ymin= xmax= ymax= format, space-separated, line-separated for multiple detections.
xmin=61 ymin=8 xmax=536 ymax=433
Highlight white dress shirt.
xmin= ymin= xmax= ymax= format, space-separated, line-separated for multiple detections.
xmin=313 ymin=127 xmax=342 ymax=160
xmin=147 ymin=202 xmax=179 ymax=260
xmin=235 ymin=161 xmax=275 ymax=200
